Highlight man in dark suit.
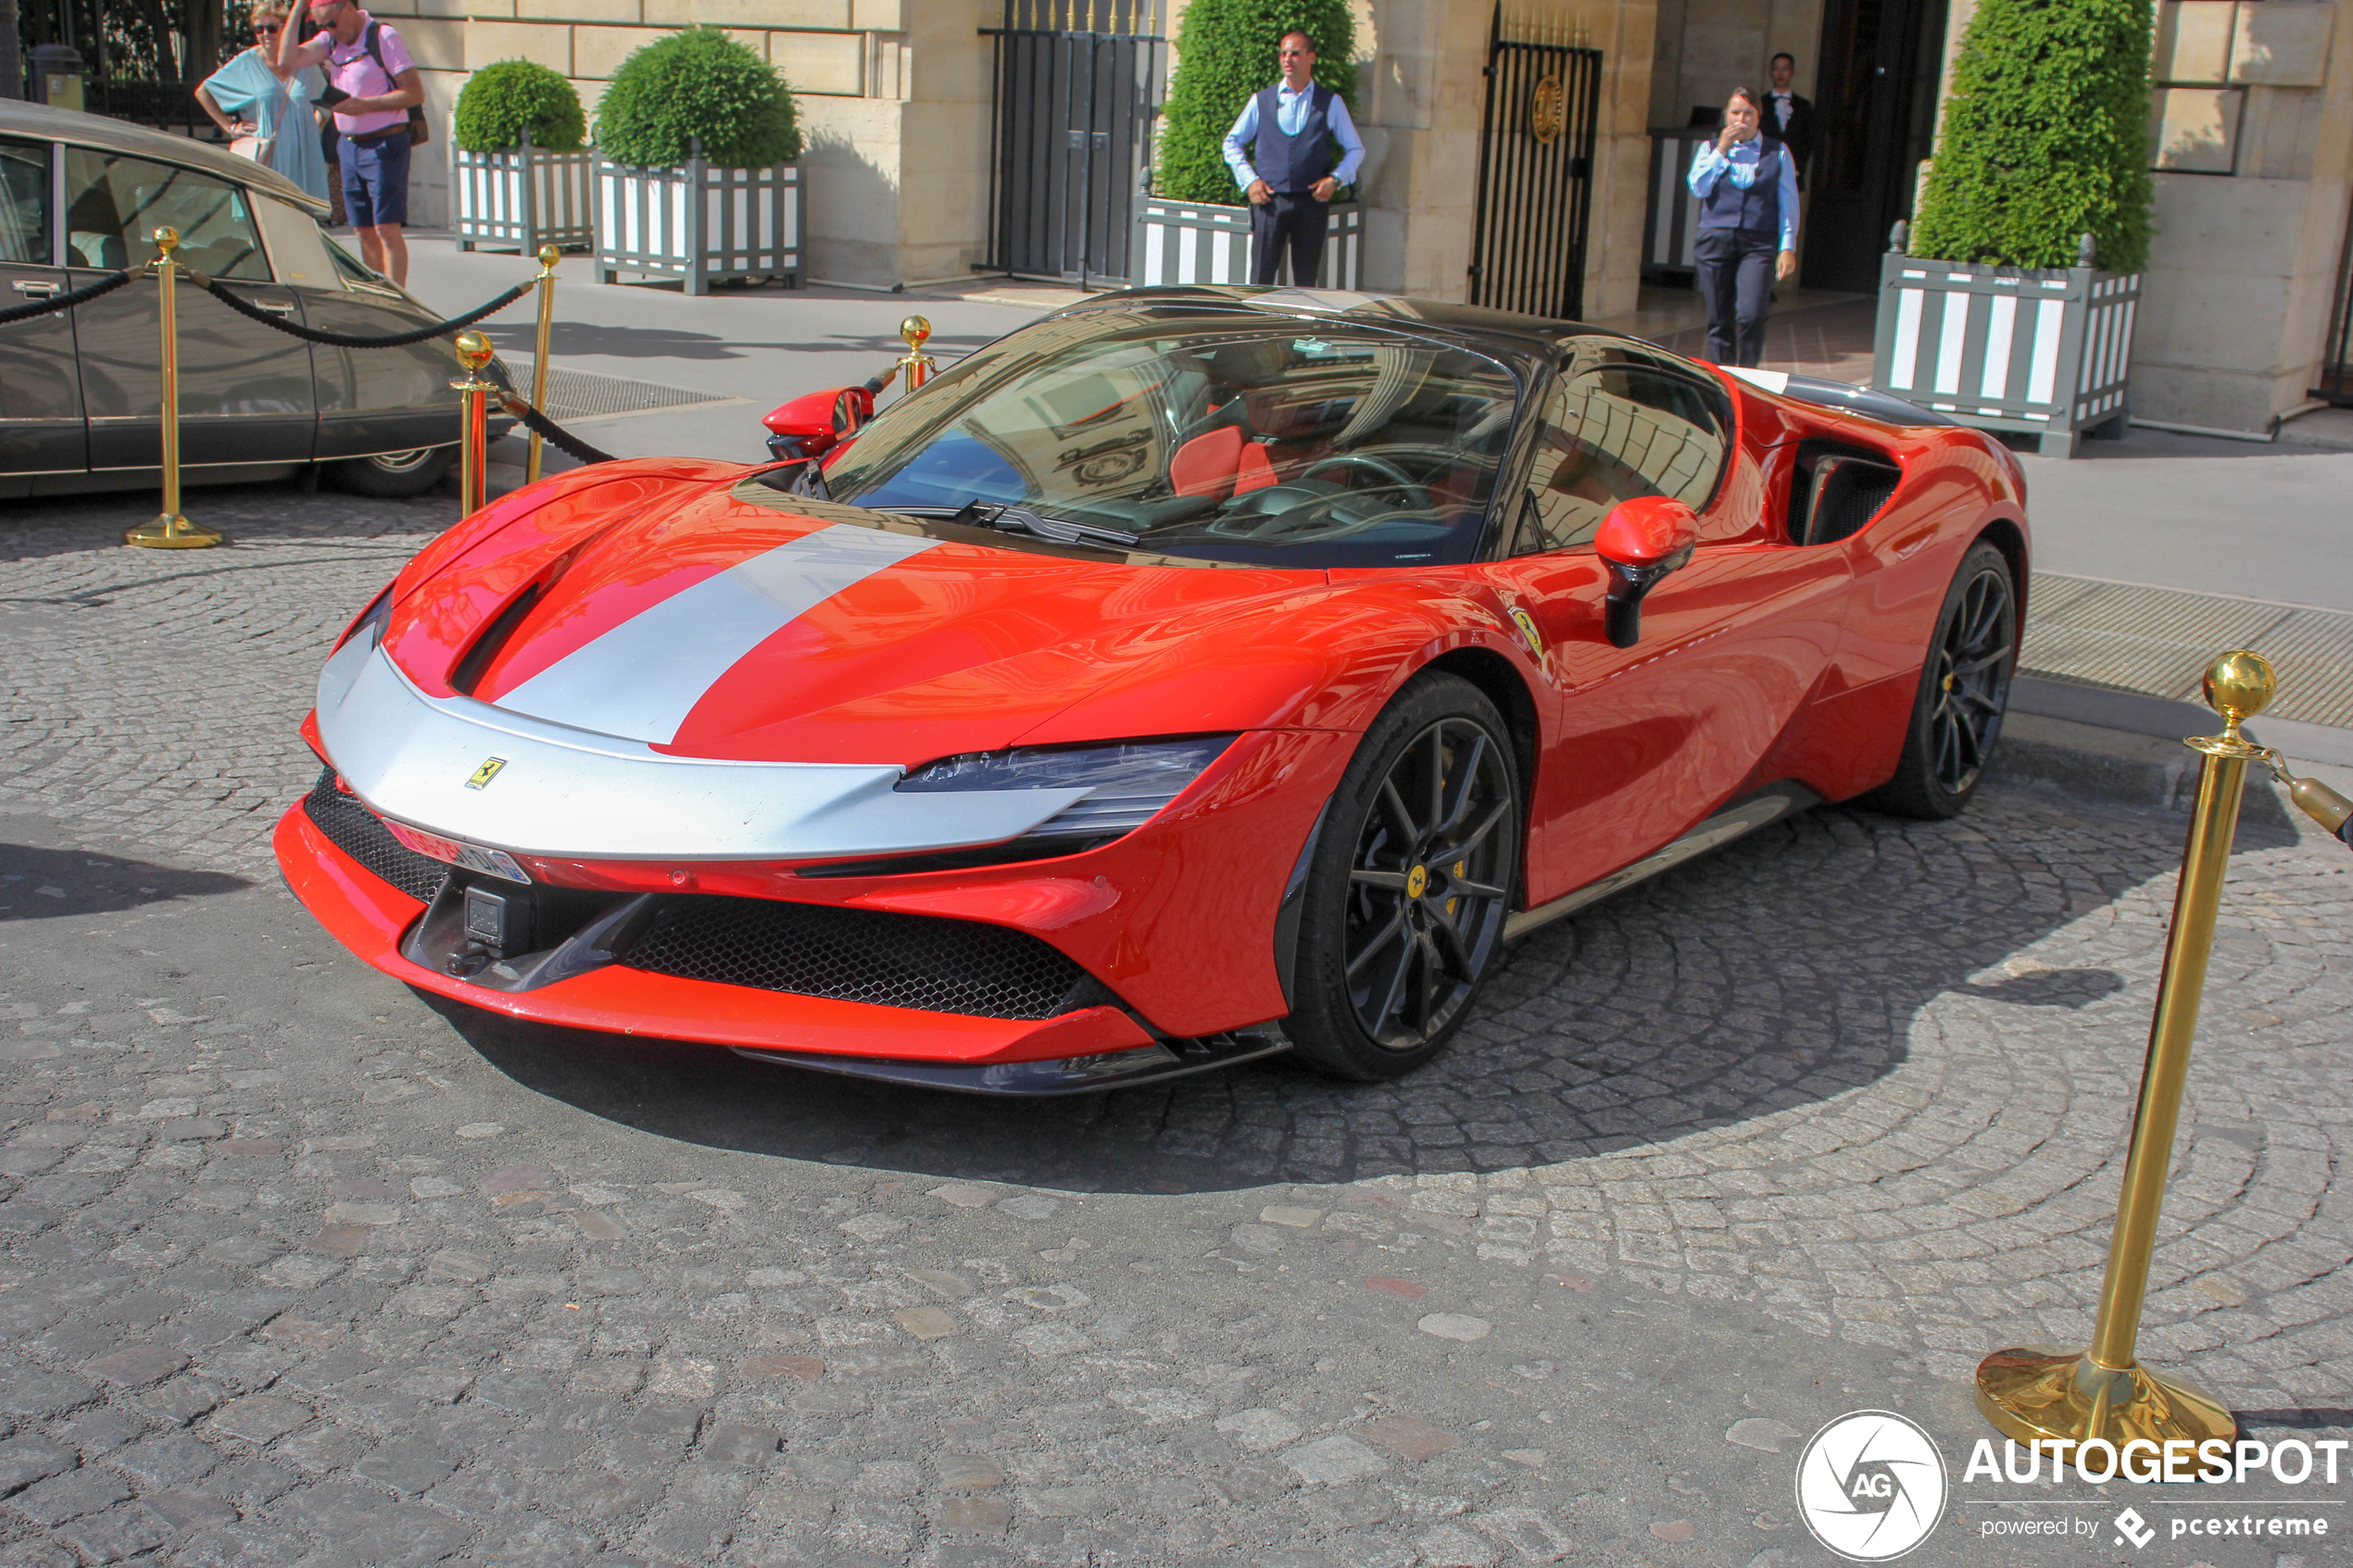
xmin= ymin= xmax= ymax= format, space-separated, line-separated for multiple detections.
xmin=1759 ymin=52 xmax=1817 ymax=188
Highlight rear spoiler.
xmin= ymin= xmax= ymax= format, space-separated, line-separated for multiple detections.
xmin=1721 ymin=366 xmax=1955 ymax=428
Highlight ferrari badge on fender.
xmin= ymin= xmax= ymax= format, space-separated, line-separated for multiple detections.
xmin=465 ymin=758 xmax=509 ymax=791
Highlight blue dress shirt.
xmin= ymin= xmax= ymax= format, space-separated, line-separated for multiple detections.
xmin=1688 ymin=136 xmax=1801 ymax=253
xmin=1222 ymin=83 xmax=1366 ymax=193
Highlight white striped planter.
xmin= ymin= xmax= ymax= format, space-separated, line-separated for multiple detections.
xmin=592 ymin=157 xmax=801 ymax=295
xmin=1134 ymin=198 xmax=1362 ymax=290
xmin=1641 ymin=129 xmax=1712 ymax=276
xmin=454 ymin=141 xmax=594 ymax=257
xmin=1872 ymin=253 xmax=2140 ymax=458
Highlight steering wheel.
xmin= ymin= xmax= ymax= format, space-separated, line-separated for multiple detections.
xmin=1298 ymin=451 xmax=1429 ymax=507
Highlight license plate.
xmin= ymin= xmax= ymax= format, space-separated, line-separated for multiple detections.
xmin=384 ymin=819 xmax=532 ymax=884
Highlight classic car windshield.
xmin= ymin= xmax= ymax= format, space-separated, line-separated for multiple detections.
xmin=824 ymin=309 xmax=1524 ymax=567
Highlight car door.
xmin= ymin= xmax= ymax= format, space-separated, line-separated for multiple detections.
xmin=62 ymin=144 xmax=317 ymax=472
xmin=1480 ymin=340 xmax=1850 ymax=906
xmin=0 ymin=136 xmax=86 ymax=483
xmin=301 ymin=230 xmax=463 ymax=461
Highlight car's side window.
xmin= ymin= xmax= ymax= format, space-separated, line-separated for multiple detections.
xmin=0 ymin=140 xmax=50 ymax=267
xmin=61 ymin=147 xmax=270 ymax=282
xmin=1512 ymin=341 xmax=1732 ymax=556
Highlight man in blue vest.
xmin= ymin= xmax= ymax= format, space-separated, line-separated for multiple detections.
xmin=1687 ymin=87 xmax=1800 ymax=367
xmin=1221 ymin=30 xmax=1365 ymax=288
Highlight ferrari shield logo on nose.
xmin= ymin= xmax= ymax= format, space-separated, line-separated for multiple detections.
xmin=465 ymin=757 xmax=509 ymax=790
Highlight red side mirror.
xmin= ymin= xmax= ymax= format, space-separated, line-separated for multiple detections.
xmin=762 ymin=384 xmax=878 ymax=463
xmin=1594 ymin=497 xmax=1700 ymax=649
xmin=1594 ymin=495 xmax=1700 ymax=569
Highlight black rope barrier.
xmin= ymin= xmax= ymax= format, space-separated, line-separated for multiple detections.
xmin=199 ymin=275 xmax=535 ymax=348
xmin=0 ymin=267 xmax=137 ymax=327
xmin=499 ymin=393 xmax=615 ymax=468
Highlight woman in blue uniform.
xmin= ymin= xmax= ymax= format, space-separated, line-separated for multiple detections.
xmin=1687 ymin=87 xmax=1800 ymax=369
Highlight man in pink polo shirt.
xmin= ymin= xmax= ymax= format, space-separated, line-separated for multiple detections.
xmin=277 ymin=0 xmax=422 ymax=285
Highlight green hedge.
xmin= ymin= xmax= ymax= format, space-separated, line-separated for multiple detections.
xmin=453 ymin=60 xmax=586 ymax=155
xmin=1909 ymin=0 xmax=2153 ymax=272
xmin=594 ymin=27 xmax=802 ymax=170
xmin=1155 ymin=0 xmax=1358 ymax=206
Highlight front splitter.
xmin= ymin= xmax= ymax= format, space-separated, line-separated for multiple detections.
xmin=730 ymin=1029 xmax=1291 ymax=1096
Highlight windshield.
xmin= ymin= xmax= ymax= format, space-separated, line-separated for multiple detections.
xmin=823 ymin=309 xmax=1525 ymax=568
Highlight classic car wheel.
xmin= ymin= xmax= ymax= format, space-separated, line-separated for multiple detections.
xmin=1869 ymin=540 xmax=2017 ymax=820
xmin=329 ymin=445 xmax=453 ymax=499
xmin=1285 ymin=673 xmax=1521 ymax=1081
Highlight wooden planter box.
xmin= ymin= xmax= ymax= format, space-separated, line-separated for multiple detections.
xmin=1133 ymin=197 xmax=1363 ymax=290
xmin=1872 ymin=251 xmax=2141 ymax=458
xmin=593 ymin=157 xmax=801 ymax=295
xmin=454 ymin=137 xmax=594 ymax=256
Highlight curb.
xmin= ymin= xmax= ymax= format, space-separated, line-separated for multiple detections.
xmin=1991 ymin=711 xmax=2292 ymax=828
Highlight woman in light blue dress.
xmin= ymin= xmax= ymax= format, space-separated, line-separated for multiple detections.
xmin=196 ymin=3 xmax=331 ymax=203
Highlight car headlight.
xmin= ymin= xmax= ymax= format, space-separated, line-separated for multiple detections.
xmin=896 ymin=735 xmax=1237 ymax=842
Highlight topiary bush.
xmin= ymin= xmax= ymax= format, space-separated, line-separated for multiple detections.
xmin=1908 ymin=0 xmax=2153 ymax=271
xmin=1154 ymin=0 xmax=1358 ymax=206
xmin=594 ymin=27 xmax=802 ymax=170
xmin=453 ymin=59 xmax=586 ymax=154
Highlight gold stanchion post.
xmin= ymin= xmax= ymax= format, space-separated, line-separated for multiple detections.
xmin=452 ymin=331 xmax=497 ymax=519
xmin=1974 ymin=649 xmax=2275 ymax=1455
xmin=896 ymin=315 xmax=936 ymax=392
xmin=526 ymin=245 xmax=559 ymax=485
xmin=125 ymin=228 xmax=223 ymax=550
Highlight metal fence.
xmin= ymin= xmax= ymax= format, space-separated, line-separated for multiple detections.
xmin=1467 ymin=6 xmax=1604 ymax=320
xmin=985 ymin=0 xmax=1164 ymax=289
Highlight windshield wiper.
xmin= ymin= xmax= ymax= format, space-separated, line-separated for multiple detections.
xmin=947 ymin=500 xmax=1139 ymax=549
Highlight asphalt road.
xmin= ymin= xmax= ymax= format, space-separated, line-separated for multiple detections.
xmin=0 ymin=487 xmax=2349 ymax=1565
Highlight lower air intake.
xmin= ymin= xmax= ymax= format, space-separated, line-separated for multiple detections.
xmin=301 ymin=768 xmax=452 ymax=905
xmin=621 ymin=895 xmax=1093 ymax=1021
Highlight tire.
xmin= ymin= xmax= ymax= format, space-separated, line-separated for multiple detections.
xmin=1866 ymin=539 xmax=2018 ymax=820
xmin=1283 ymin=672 xmax=1522 ymax=1082
xmin=328 ymin=445 xmax=453 ymax=499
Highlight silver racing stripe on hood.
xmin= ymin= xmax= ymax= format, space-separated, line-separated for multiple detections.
xmin=311 ymin=644 xmax=1093 ymax=861
xmin=497 ymin=523 xmax=944 ymax=744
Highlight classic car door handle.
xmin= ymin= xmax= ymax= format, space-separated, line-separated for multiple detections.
xmin=250 ymin=298 xmax=296 ymax=317
xmin=11 ymin=280 xmax=59 ymax=298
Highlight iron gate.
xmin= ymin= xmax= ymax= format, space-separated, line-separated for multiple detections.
xmin=987 ymin=0 xmax=1164 ymax=288
xmin=1468 ymin=7 xmax=1604 ymax=320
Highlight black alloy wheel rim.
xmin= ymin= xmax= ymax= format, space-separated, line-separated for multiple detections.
xmin=1343 ymin=717 xmax=1516 ymax=1051
xmin=1931 ymin=567 xmax=2015 ymax=795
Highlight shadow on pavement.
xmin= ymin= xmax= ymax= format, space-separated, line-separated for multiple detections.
xmin=432 ymin=789 xmax=2291 ymax=1196
xmin=0 ymin=839 xmax=249 ymax=920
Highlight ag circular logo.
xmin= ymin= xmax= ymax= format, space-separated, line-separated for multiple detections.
xmin=1794 ymin=1410 xmax=1947 ymax=1561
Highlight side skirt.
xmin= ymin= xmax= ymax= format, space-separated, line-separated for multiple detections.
xmin=1503 ymin=782 xmax=1822 ymax=941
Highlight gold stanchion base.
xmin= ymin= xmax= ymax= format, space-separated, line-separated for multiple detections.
xmin=1977 ymin=1347 xmax=2235 ymax=1449
xmin=124 ymin=514 xmax=223 ymax=550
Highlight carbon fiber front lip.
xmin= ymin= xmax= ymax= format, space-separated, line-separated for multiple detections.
xmin=729 ymin=1031 xmax=1291 ymax=1096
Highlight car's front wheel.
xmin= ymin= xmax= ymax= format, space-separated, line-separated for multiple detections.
xmin=1284 ymin=672 xmax=1522 ymax=1082
xmin=327 ymin=445 xmax=453 ymax=499
xmin=1868 ymin=538 xmax=2018 ymax=819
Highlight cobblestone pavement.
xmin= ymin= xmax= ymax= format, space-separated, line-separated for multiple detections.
xmin=2 ymin=486 xmax=2351 ymax=1567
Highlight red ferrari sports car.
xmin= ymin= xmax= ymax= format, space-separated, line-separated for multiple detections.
xmin=276 ymin=286 xmax=2028 ymax=1094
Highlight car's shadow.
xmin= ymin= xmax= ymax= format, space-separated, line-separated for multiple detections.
xmin=434 ymin=783 xmax=2295 ymax=1195
xmin=0 ymin=837 xmax=250 ymax=921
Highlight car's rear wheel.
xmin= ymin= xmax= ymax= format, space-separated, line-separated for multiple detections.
xmin=1284 ymin=673 xmax=1521 ymax=1082
xmin=328 ymin=445 xmax=453 ymax=499
xmin=1868 ymin=539 xmax=2018 ymax=820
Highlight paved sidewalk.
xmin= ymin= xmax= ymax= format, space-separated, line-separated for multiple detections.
xmin=2 ymin=489 xmax=2350 ymax=1566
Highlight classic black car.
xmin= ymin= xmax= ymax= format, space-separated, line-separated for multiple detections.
xmin=0 ymin=99 xmax=493 ymax=499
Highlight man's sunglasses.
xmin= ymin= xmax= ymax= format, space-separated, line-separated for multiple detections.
xmin=253 ymin=21 xmax=282 ymax=31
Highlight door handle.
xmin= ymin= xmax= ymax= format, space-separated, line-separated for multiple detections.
xmin=11 ymin=280 xmax=59 ymax=298
xmin=250 ymin=298 xmax=296 ymax=317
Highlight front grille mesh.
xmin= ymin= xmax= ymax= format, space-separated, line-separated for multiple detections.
xmin=301 ymin=768 xmax=451 ymax=905
xmin=621 ymin=895 xmax=1090 ymax=1021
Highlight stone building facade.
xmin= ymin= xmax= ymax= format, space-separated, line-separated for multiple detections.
xmin=386 ymin=0 xmax=2349 ymax=435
